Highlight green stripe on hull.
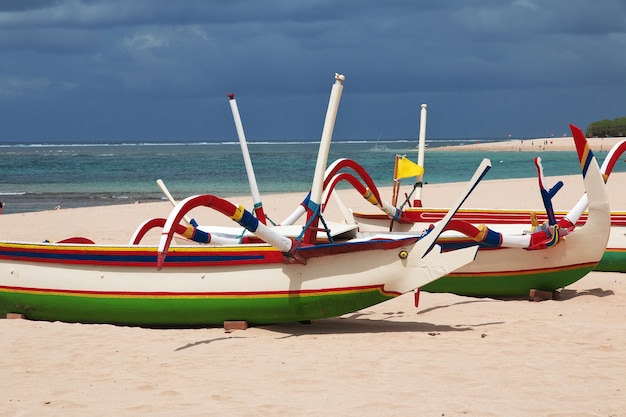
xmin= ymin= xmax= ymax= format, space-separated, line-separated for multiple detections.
xmin=0 ymin=289 xmax=396 ymax=326
xmin=421 ymin=266 xmax=595 ymax=297
xmin=594 ymin=251 xmax=626 ymax=272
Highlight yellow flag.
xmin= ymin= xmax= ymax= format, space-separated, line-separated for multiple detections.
xmin=395 ymin=156 xmax=424 ymax=179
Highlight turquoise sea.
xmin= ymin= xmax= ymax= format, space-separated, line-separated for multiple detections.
xmin=1 ymin=138 xmax=622 ymax=214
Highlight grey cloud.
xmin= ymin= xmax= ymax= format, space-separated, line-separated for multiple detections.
xmin=0 ymin=0 xmax=624 ymax=141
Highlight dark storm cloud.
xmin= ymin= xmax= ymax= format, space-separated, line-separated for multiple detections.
xmin=0 ymin=0 xmax=624 ymax=141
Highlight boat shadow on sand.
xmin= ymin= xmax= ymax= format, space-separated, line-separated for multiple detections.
xmin=173 ymin=323 xmax=500 ymax=352
xmin=177 ymin=288 xmax=614 ymax=344
xmin=173 ymin=310 xmax=506 ymax=351
xmin=265 ymin=323 xmax=503 ymax=340
xmin=440 ymin=287 xmax=616 ymax=303
xmin=487 ymin=287 xmax=615 ymax=302
xmin=260 ymin=309 xmax=504 ymax=338
xmin=556 ymin=287 xmax=615 ymax=300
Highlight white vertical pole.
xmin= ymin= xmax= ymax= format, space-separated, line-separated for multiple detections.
xmin=228 ymin=93 xmax=266 ymax=223
xmin=309 ymin=73 xmax=345 ymax=209
xmin=415 ymin=103 xmax=427 ymax=206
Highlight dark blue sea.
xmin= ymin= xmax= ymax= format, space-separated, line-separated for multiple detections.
xmin=1 ymin=138 xmax=622 ymax=214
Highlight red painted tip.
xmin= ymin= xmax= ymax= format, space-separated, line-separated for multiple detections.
xmin=156 ymin=252 xmax=165 ymax=271
xmin=569 ymin=124 xmax=587 ymax=158
xmin=228 ymin=93 xmax=235 ymax=99
xmin=569 ymin=124 xmax=584 ymax=137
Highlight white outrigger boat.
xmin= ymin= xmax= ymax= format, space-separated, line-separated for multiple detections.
xmin=0 ymin=74 xmax=484 ymax=327
xmin=345 ymin=111 xmax=613 ymax=295
xmin=352 ymin=105 xmax=626 ymax=275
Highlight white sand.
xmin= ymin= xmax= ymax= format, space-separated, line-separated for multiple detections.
xmin=432 ymin=136 xmax=626 ymax=152
xmin=1 ymin=171 xmax=626 ymax=416
xmin=1 ymin=274 xmax=624 ymax=416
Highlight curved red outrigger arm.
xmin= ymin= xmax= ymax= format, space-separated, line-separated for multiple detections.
xmin=321 ymin=158 xmax=403 ymax=220
xmin=130 ymin=218 xmax=222 ymax=246
xmin=156 ymin=194 xmax=297 ymax=269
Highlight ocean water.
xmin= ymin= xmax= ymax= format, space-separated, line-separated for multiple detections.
xmin=1 ymin=138 xmax=622 ymax=214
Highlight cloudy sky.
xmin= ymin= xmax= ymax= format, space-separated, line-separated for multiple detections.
xmin=1 ymin=0 xmax=625 ymax=143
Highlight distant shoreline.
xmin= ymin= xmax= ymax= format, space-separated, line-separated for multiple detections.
xmin=430 ymin=136 xmax=626 ymax=152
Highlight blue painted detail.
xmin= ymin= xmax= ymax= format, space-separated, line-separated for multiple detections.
xmin=191 ymin=228 xmax=210 ymax=243
xmin=540 ymin=180 xmax=563 ymax=225
xmin=482 ymin=228 xmax=503 ymax=247
xmin=237 ymin=209 xmax=259 ymax=232
xmin=0 ymin=249 xmax=266 ymax=265
xmin=582 ymin=151 xmax=593 ymax=177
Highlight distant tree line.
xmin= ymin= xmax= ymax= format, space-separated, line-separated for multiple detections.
xmin=586 ymin=116 xmax=626 ymax=137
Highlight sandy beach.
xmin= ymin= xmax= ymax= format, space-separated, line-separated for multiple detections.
xmin=1 ymin=158 xmax=626 ymax=415
xmin=432 ymin=136 xmax=626 ymax=152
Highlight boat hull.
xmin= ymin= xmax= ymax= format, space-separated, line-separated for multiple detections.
xmin=350 ymin=213 xmax=610 ymax=296
xmin=420 ymin=247 xmax=596 ymax=296
xmin=2 ymin=278 xmax=394 ymax=326
xmin=353 ymin=208 xmax=626 ymax=274
xmin=0 ymin=238 xmax=475 ymax=326
xmin=596 ymin=248 xmax=626 ymax=272
xmin=418 ymin=226 xmax=603 ymax=295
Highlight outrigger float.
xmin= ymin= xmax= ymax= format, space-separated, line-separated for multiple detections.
xmin=0 ymin=74 xmax=485 ymax=327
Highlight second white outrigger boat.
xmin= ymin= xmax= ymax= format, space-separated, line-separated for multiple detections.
xmin=343 ymin=117 xmax=613 ymax=295
xmin=350 ymin=105 xmax=626 ymax=276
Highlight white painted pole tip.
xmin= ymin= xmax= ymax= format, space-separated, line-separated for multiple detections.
xmin=421 ymin=104 xmax=427 ymax=109
xmin=335 ymin=73 xmax=345 ymax=82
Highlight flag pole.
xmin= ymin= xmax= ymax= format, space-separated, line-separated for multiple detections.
xmin=389 ymin=154 xmax=401 ymax=231
xmin=391 ymin=154 xmax=401 ymax=207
